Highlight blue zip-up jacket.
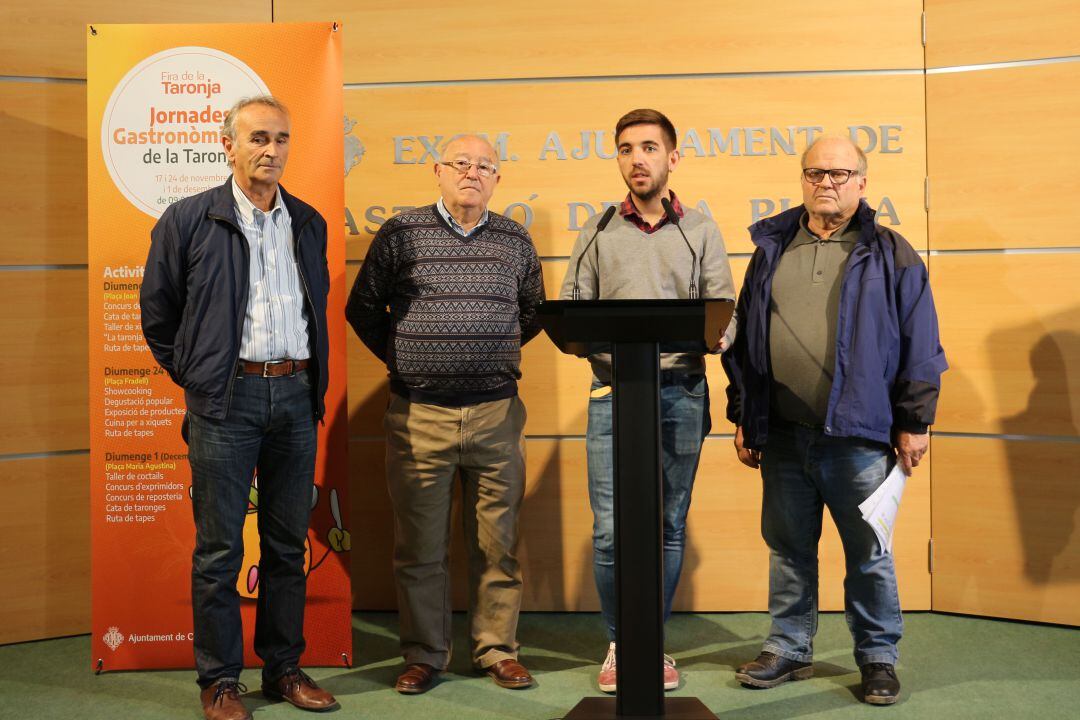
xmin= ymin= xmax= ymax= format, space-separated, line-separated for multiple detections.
xmin=722 ymin=200 xmax=947 ymax=449
xmin=141 ymin=177 xmax=330 ymax=421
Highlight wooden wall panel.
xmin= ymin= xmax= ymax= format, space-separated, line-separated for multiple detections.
xmin=0 ymin=83 xmax=87 ymax=265
xmin=932 ymin=253 xmax=1080 ymax=436
xmin=277 ymin=1 xmax=923 ymax=84
xmin=931 ymin=437 xmax=1079 ymax=625
xmin=0 ymin=271 xmax=89 ymax=454
xmin=351 ymin=438 xmax=931 ymax=612
xmin=0 ymin=454 xmax=90 ymax=644
xmin=7 ymin=0 xmax=1068 ymax=640
xmin=927 ymin=63 xmax=1080 ymax=250
xmin=926 ymin=0 xmax=1080 ymax=68
xmin=0 ymin=0 xmax=271 ymax=78
xmin=344 ymin=74 xmax=927 ymax=259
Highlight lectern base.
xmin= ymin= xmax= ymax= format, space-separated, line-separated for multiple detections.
xmin=563 ymin=697 xmax=718 ymax=719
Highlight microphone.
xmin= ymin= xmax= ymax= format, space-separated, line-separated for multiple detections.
xmin=572 ymin=205 xmax=618 ymax=300
xmin=661 ymin=196 xmax=698 ymax=299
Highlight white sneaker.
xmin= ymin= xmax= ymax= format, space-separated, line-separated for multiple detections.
xmin=663 ymin=654 xmax=679 ymax=691
xmin=596 ymin=644 xmax=679 ymax=693
xmin=597 ymin=642 xmax=617 ymax=693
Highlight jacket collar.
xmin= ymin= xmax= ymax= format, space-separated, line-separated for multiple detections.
xmin=749 ymin=199 xmax=877 ymax=258
xmin=207 ymin=176 xmax=316 ymax=234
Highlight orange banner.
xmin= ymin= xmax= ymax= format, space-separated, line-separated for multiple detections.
xmin=87 ymin=22 xmax=350 ymax=671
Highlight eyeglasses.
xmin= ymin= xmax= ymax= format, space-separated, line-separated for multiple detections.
xmin=439 ymin=159 xmax=499 ymax=178
xmin=802 ymin=168 xmax=860 ymax=185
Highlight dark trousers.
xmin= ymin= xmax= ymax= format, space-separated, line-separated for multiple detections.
xmin=187 ymin=370 xmax=317 ymax=687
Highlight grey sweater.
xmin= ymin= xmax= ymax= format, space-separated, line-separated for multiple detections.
xmin=558 ymin=208 xmax=736 ymax=381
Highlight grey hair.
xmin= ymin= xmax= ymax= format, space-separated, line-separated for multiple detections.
xmin=801 ymin=135 xmax=868 ymax=176
xmin=221 ymin=95 xmax=290 ymax=142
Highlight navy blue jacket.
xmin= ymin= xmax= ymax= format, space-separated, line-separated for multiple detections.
xmin=141 ymin=178 xmax=330 ymax=421
xmin=723 ymin=200 xmax=947 ymax=449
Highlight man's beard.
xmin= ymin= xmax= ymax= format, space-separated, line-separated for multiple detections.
xmin=625 ymin=167 xmax=669 ymax=202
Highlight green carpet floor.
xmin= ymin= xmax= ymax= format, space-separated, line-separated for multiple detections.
xmin=0 ymin=612 xmax=1076 ymax=719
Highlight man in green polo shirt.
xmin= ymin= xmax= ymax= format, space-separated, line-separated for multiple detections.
xmin=724 ymin=135 xmax=947 ymax=706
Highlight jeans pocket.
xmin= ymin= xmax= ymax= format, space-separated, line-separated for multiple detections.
xmin=587 ymin=382 xmax=613 ymax=440
xmin=678 ymin=375 xmax=708 ymax=399
xmin=589 ymin=378 xmax=613 ymax=401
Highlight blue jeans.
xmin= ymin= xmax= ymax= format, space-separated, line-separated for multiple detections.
xmin=760 ymin=421 xmax=902 ymax=667
xmin=187 ymin=370 xmax=317 ymax=688
xmin=586 ymin=374 xmax=711 ymax=641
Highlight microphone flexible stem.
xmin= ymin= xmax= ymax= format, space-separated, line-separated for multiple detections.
xmin=661 ymin=197 xmax=698 ymax=299
xmin=573 ymin=205 xmax=618 ymax=300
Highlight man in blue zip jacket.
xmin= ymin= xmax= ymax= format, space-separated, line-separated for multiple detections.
xmin=723 ymin=136 xmax=947 ymax=706
xmin=141 ymin=96 xmax=336 ymax=720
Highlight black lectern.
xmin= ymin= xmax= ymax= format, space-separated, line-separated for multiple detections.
xmin=538 ymin=299 xmax=734 ymax=720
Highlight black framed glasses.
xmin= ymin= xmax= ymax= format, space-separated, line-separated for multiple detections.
xmin=439 ymin=159 xmax=499 ymax=178
xmin=802 ymin=168 xmax=859 ymax=185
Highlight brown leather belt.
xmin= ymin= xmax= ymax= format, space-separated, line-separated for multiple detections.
xmin=237 ymin=359 xmax=309 ymax=377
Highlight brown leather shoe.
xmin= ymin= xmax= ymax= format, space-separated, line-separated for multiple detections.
xmin=262 ymin=668 xmax=338 ymax=711
xmin=200 ymin=680 xmax=252 ymax=720
xmin=484 ymin=659 xmax=534 ymax=689
xmin=395 ymin=663 xmax=440 ymax=694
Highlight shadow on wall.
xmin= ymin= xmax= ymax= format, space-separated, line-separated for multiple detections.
xmin=518 ymin=236 xmax=580 ymax=614
xmin=990 ymin=309 xmax=1080 ymax=585
xmin=518 ymin=326 xmax=590 ymax=614
xmin=347 ymin=377 xmax=395 ymax=610
xmin=518 ymin=433 xmax=573 ymax=611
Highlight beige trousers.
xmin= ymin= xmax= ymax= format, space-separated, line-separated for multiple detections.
xmin=384 ymin=393 xmax=527 ymax=670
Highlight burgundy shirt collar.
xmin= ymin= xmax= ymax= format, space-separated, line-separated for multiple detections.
xmin=619 ymin=190 xmax=684 ymax=234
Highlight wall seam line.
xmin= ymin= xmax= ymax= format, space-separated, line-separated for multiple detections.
xmin=343 ymin=67 xmax=925 ymax=90
xmin=0 ymin=449 xmax=89 ymax=463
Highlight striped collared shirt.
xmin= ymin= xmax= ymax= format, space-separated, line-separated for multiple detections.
xmin=232 ymin=179 xmax=310 ymax=362
xmin=436 ymin=197 xmax=489 ymax=237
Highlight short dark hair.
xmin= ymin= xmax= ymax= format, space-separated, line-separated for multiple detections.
xmin=615 ymin=109 xmax=677 ymax=151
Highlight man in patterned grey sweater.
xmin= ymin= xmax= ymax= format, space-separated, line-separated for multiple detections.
xmin=346 ymin=135 xmax=544 ymax=695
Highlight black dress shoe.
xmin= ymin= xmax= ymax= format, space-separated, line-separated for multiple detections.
xmin=861 ymin=663 xmax=900 ymax=705
xmin=735 ymin=651 xmax=813 ymax=688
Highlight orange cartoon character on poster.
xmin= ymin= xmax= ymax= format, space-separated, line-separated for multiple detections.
xmin=236 ymin=474 xmax=350 ymax=599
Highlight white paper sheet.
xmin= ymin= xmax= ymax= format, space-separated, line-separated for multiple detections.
xmin=858 ymin=463 xmax=907 ymax=553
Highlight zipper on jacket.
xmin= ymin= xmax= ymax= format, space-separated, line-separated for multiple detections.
xmin=824 ymin=244 xmax=872 ymax=435
xmin=291 ymin=214 xmax=323 ymax=421
xmin=209 ymin=211 xmax=249 ymax=418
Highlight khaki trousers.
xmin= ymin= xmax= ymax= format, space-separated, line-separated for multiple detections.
xmin=384 ymin=393 xmax=527 ymax=670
